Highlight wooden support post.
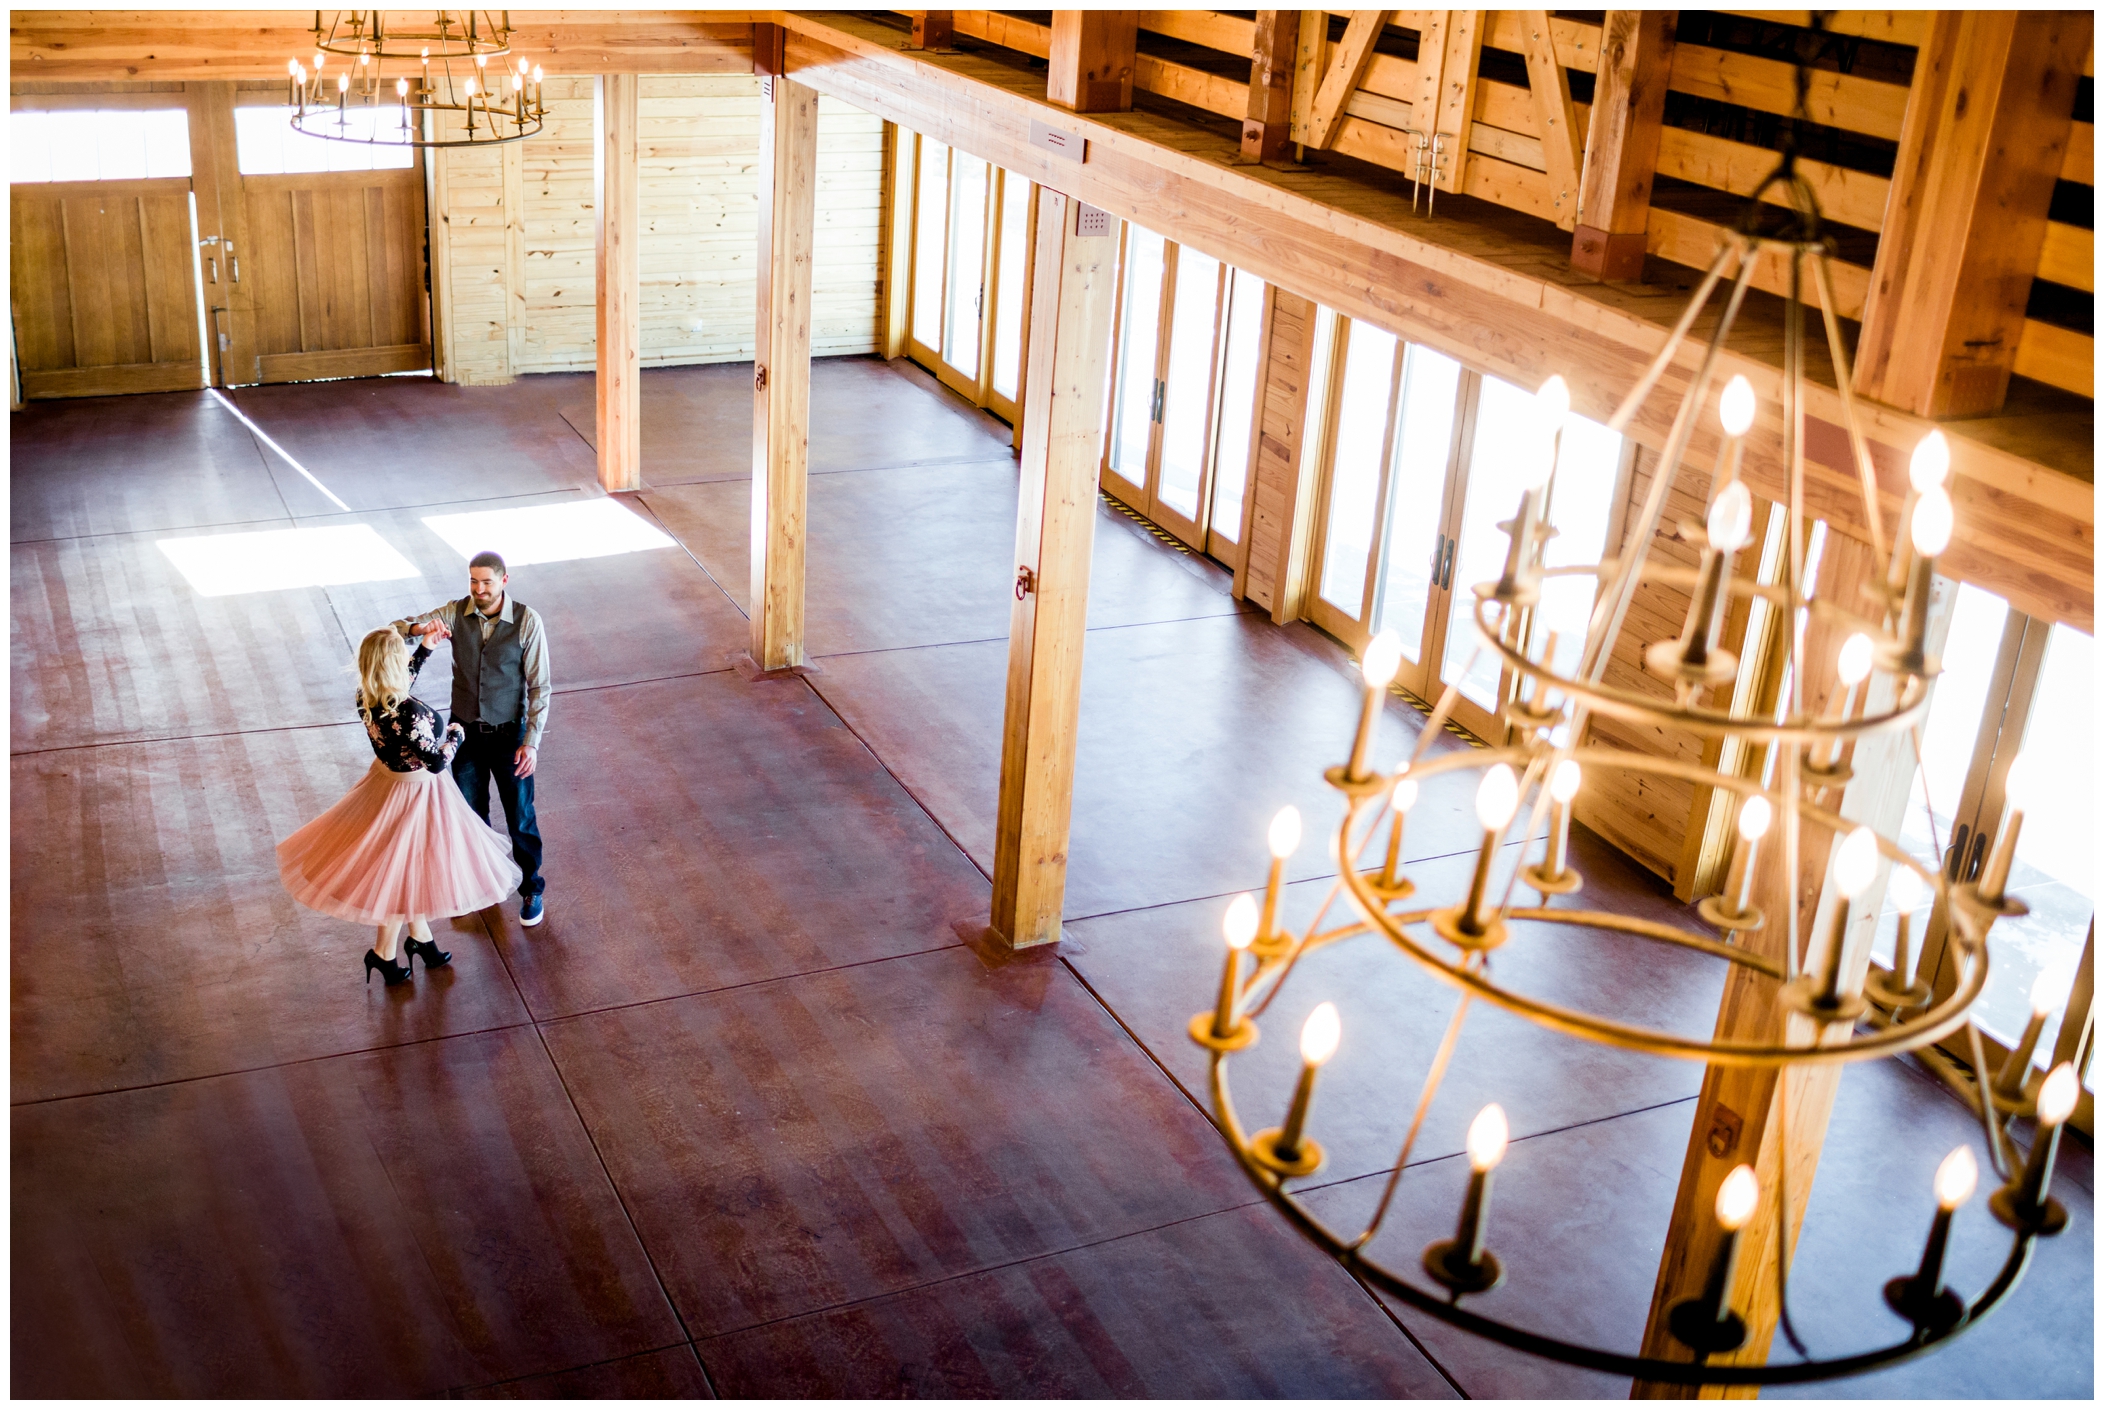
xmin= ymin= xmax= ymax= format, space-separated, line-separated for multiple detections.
xmin=1632 ymin=535 xmax=1955 ymax=1397
xmin=1290 ymin=10 xmax=1329 ymax=146
xmin=906 ymin=11 xmax=954 ymax=52
xmin=185 ymin=80 xmax=253 ymax=386
xmin=1237 ymin=291 xmax=1326 ymax=624
xmin=1853 ymin=10 xmax=2087 ymax=418
xmin=594 ymin=73 xmax=641 ymax=492
xmin=990 ymin=189 xmax=1118 ymax=950
xmin=1303 ymin=10 xmax=1389 ymax=151
xmin=1421 ymin=10 xmax=1483 ymax=193
xmin=1519 ymin=10 xmax=1583 ymax=231
xmin=750 ymin=74 xmax=820 ymax=674
xmin=1242 ymin=10 xmax=1300 ymax=164
xmin=880 ymin=122 xmax=914 ymax=360
xmin=1047 ymin=10 xmax=1138 ymax=114
xmin=1572 ymin=10 xmax=1672 ymax=278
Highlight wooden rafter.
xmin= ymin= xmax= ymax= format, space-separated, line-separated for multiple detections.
xmin=1303 ymin=10 xmax=1390 ymax=151
xmin=1518 ymin=10 xmax=1582 ymax=231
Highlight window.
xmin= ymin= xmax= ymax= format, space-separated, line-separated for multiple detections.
xmin=1206 ymin=268 xmax=1267 ymax=546
xmin=1374 ymin=346 xmax=1463 ymax=664
xmin=1317 ymin=322 xmax=1400 ymax=616
xmin=10 ymin=108 xmax=191 ymax=183
xmin=233 ymin=105 xmax=413 ymax=174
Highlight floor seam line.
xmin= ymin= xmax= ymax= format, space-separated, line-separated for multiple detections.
xmin=525 ymin=938 xmax=968 ymax=1028
xmin=687 ymin=1194 xmax=1269 ymax=1347
xmin=445 ymin=1340 xmax=698 ymax=1397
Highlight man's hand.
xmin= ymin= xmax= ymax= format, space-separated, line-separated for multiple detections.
xmin=514 ymin=744 xmax=538 ymax=779
xmin=416 ymin=619 xmax=451 ymax=646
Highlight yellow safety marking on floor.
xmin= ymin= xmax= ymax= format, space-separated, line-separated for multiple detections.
xmin=1101 ymin=492 xmax=1193 ymax=554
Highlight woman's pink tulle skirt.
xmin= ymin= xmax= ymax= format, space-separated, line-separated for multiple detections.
xmin=278 ymin=760 xmax=523 ymax=925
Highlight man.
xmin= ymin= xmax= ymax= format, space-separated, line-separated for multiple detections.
xmin=394 ymin=551 xmax=551 ymax=927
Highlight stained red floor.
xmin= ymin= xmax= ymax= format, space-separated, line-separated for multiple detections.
xmin=11 ymin=358 xmax=2092 ymax=1397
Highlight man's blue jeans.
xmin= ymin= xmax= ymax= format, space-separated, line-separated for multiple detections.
xmin=452 ymin=722 xmax=544 ymax=899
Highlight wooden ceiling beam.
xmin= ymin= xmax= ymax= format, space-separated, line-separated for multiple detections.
xmin=9 ymin=11 xmax=760 ymax=80
xmin=777 ymin=12 xmax=2091 ymax=633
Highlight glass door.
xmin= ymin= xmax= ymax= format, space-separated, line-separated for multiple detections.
xmin=903 ymin=134 xmax=1031 ymax=430
xmin=1101 ymin=222 xmax=1267 ymax=562
xmin=1436 ymin=375 xmax=1625 ymax=738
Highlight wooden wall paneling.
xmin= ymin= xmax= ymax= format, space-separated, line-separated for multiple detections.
xmin=991 ymin=187 xmax=1119 ymax=949
xmin=238 ymin=170 xmax=430 ymax=382
xmin=596 ymin=73 xmax=642 ymax=492
xmin=1667 ymin=43 xmax=1909 ymax=140
xmin=1572 ymin=10 xmax=1672 ymax=279
xmin=1517 ymin=10 xmax=1582 ymax=231
xmin=429 ymin=106 xmax=514 ymax=385
xmin=1048 ymin=10 xmax=1140 ymax=114
xmin=1853 ymin=10 xmax=2088 ymax=419
xmin=750 ymin=74 xmax=821 ymax=673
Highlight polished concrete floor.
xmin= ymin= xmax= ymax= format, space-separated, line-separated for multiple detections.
xmin=10 ymin=358 xmax=2092 ymax=1397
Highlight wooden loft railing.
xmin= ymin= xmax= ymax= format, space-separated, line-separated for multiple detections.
xmin=914 ymin=9 xmax=2094 ymax=407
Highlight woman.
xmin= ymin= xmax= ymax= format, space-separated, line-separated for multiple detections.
xmin=278 ymin=628 xmax=523 ymax=985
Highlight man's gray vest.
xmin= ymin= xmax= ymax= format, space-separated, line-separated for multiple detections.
xmin=452 ymin=596 xmax=528 ymax=727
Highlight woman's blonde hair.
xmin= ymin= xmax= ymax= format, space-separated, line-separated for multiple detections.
xmin=356 ymin=628 xmax=412 ymax=715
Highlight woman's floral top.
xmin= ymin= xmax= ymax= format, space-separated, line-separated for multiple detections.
xmin=358 ymin=644 xmax=464 ymax=773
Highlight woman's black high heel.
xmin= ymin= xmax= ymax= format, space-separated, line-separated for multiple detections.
xmin=404 ymin=937 xmax=452 ymax=971
xmin=364 ymin=949 xmax=413 ymax=986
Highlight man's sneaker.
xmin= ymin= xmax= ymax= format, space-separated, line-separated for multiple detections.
xmin=520 ymin=894 xmax=545 ymax=928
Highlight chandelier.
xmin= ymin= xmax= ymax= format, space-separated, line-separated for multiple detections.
xmin=285 ymin=11 xmax=545 ymax=148
xmin=1187 ymin=94 xmax=2076 ymax=1389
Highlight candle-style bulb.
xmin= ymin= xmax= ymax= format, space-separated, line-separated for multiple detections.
xmin=463 ymin=76 xmax=476 ymax=96
xmin=1362 ymin=630 xmax=1403 ymax=689
xmin=289 ymin=58 xmax=302 ymax=76
xmin=1393 ymin=777 xmax=1419 ymax=813
xmin=1300 ymin=1002 xmax=1341 ymax=1066
xmin=513 ymin=73 xmax=524 ymax=92
xmin=476 ymin=51 xmax=489 ymax=68
xmin=1909 ymin=430 xmax=1951 ymax=493
xmin=1717 ymin=375 xmax=1756 ymax=437
xmin=1889 ymin=864 xmax=1923 ymax=915
xmin=360 ymin=51 xmax=371 ymax=66
xmin=397 ymin=76 xmax=409 ymax=96
xmin=2031 ymin=965 xmax=2071 ymax=1017
xmin=1476 ymin=764 xmax=1519 ymax=831
xmin=1738 ymin=794 xmax=1771 ymax=841
xmin=1223 ymin=893 xmax=1258 ymax=950
xmin=1466 ymin=1104 xmax=1509 ymax=1172
xmin=1835 ymin=825 xmax=1879 ymax=899
xmin=1268 ymin=805 xmax=1302 ymax=860
xmin=532 ymin=64 xmax=544 ymax=82
xmin=314 ymin=51 xmax=325 ymax=69
xmin=1911 ymin=487 xmax=1953 ymax=557
xmin=1529 ymin=377 xmax=1570 ymax=485
xmin=338 ymin=72 xmax=350 ymax=93
xmin=1934 ymin=1146 xmax=1978 ymax=1211
xmin=2037 ymin=1063 xmax=2079 ymax=1124
xmin=1837 ymin=632 xmax=1874 ymax=688
xmin=1716 ymin=1165 xmax=1759 ymax=1230
xmin=1706 ymin=480 xmax=1753 ymax=553
xmin=1550 ymin=759 xmax=1582 ymax=804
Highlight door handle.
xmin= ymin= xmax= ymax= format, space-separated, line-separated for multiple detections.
xmin=1439 ymin=536 xmax=1457 ymax=591
xmin=1964 ymin=829 xmax=1987 ymax=884
xmin=1151 ymin=378 xmax=1165 ymax=424
xmin=1431 ymin=534 xmax=1445 ymax=583
xmin=1945 ymin=824 xmax=1970 ymax=881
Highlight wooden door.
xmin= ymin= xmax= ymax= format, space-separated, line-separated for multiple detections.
xmin=9 ymin=178 xmax=205 ymax=399
xmin=240 ymin=168 xmax=430 ymax=383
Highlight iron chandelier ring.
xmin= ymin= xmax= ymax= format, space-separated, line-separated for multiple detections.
xmin=1208 ymin=1054 xmax=2036 ymax=1386
xmin=1318 ymin=743 xmax=1983 ymax=1068
xmin=1467 ymin=572 xmax=1934 ymax=746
